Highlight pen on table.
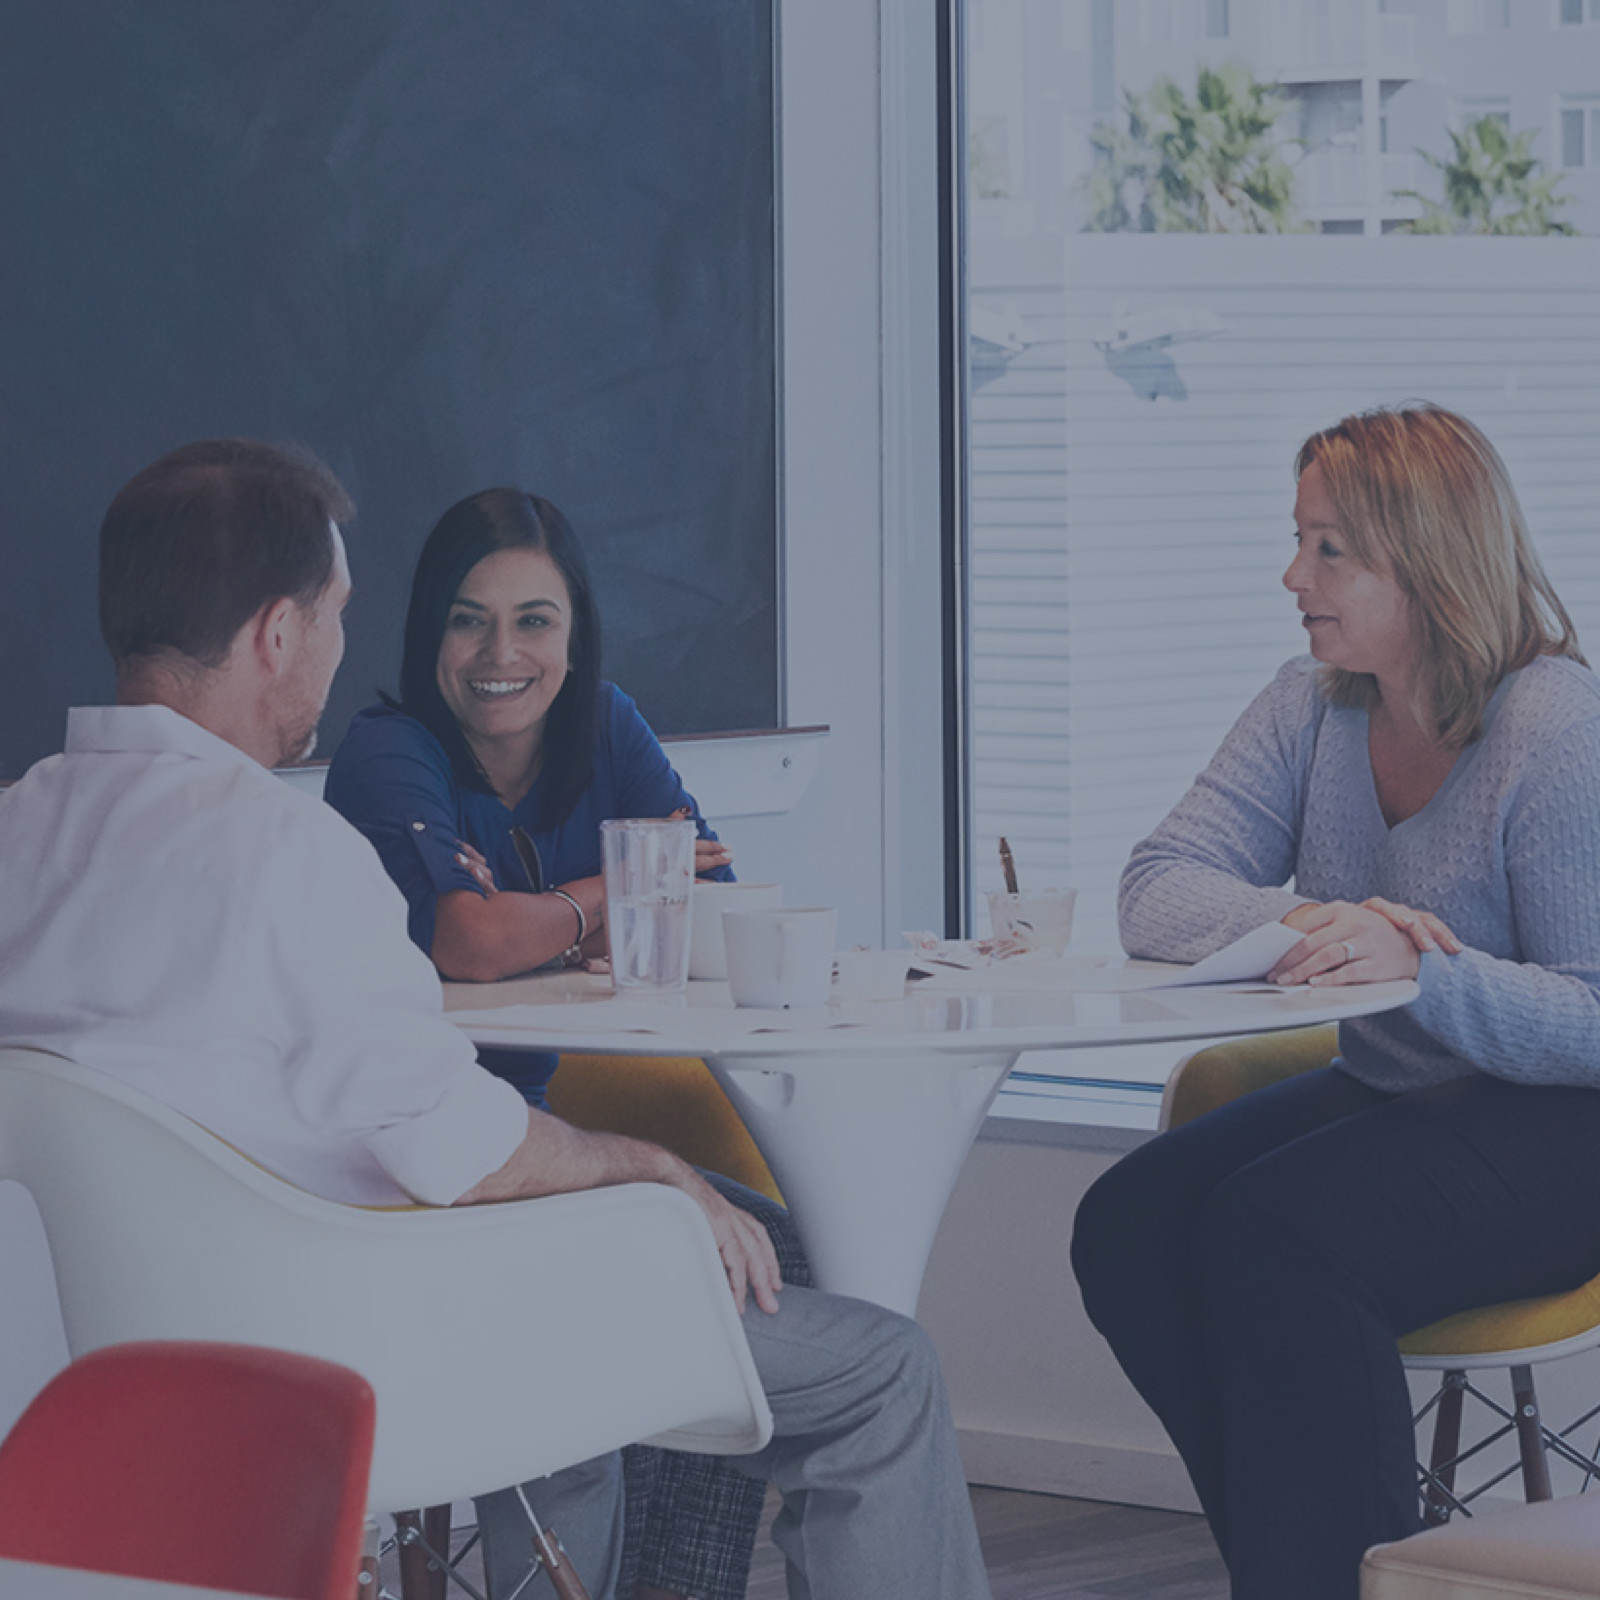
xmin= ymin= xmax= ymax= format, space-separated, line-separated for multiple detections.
xmin=999 ymin=836 xmax=1019 ymax=895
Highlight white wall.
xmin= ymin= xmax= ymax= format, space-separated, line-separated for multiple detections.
xmin=725 ymin=0 xmax=949 ymax=949
xmin=919 ymin=1118 xmax=1203 ymax=1511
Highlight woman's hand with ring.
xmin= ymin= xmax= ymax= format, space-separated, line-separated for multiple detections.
xmin=1360 ymin=896 xmax=1463 ymax=956
xmin=1271 ymin=900 xmax=1421 ymax=987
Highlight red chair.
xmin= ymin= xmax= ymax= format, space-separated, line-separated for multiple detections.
xmin=0 ymin=1341 xmax=375 ymax=1600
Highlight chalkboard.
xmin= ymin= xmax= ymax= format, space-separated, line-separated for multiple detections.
xmin=0 ymin=2 xmax=776 ymax=778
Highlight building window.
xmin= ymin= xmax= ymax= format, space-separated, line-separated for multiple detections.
xmin=1560 ymin=98 xmax=1600 ymax=164
xmin=1137 ymin=0 xmax=1232 ymax=46
xmin=1451 ymin=96 xmax=1512 ymax=134
xmin=1559 ymin=0 xmax=1600 ymax=27
xmin=1449 ymin=0 xmax=1511 ymax=30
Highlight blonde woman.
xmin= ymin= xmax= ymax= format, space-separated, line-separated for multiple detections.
xmin=1072 ymin=405 xmax=1600 ymax=1600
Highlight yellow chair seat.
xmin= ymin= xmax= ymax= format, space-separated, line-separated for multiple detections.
xmin=1161 ymin=1024 xmax=1341 ymax=1129
xmin=1165 ymin=1026 xmax=1600 ymax=1360
xmin=1165 ymin=1025 xmax=1600 ymax=1515
xmin=1400 ymin=1277 xmax=1600 ymax=1361
xmin=547 ymin=1054 xmax=782 ymax=1204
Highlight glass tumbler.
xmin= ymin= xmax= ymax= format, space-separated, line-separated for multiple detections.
xmin=600 ymin=818 xmax=696 ymax=992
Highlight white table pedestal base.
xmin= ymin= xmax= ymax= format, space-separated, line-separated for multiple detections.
xmin=709 ymin=1048 xmax=1018 ymax=1317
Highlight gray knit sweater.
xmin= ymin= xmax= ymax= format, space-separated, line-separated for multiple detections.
xmin=1120 ymin=654 xmax=1600 ymax=1092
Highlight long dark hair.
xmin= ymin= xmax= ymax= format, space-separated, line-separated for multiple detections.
xmin=393 ymin=488 xmax=602 ymax=827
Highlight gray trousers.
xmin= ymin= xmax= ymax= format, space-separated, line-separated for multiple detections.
xmin=477 ymin=1285 xmax=992 ymax=1600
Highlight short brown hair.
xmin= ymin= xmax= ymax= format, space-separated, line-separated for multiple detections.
xmin=1296 ymin=405 xmax=1583 ymax=747
xmin=99 ymin=438 xmax=354 ymax=670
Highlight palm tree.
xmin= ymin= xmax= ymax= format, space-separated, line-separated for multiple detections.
xmin=1084 ymin=63 xmax=1301 ymax=234
xmin=1398 ymin=117 xmax=1575 ymax=236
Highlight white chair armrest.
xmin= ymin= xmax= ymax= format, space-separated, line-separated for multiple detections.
xmin=0 ymin=1050 xmax=772 ymax=1512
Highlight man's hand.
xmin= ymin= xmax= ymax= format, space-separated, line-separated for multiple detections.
xmin=673 ymin=1168 xmax=782 ymax=1314
xmin=454 ymin=1108 xmax=781 ymax=1313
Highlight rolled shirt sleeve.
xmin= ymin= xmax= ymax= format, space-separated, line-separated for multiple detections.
xmin=324 ymin=709 xmax=485 ymax=952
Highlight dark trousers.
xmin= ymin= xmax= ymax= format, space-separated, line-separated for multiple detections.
xmin=1070 ymin=1067 xmax=1600 ymax=1600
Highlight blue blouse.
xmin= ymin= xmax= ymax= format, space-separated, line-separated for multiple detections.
xmin=325 ymin=683 xmax=730 ymax=1105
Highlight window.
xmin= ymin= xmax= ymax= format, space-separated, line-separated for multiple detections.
xmin=1560 ymin=0 xmax=1600 ymax=27
xmin=1136 ymin=0 xmax=1232 ymax=46
xmin=1560 ymin=97 xmax=1600 ymax=164
xmin=960 ymin=0 xmax=1600 ymax=969
xmin=1449 ymin=0 xmax=1511 ymax=30
xmin=1451 ymin=96 xmax=1512 ymax=134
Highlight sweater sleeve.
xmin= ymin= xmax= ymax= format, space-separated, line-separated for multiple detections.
xmin=1407 ymin=722 xmax=1600 ymax=1087
xmin=1119 ymin=660 xmax=1318 ymax=962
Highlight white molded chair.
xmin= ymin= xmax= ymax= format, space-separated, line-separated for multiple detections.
xmin=0 ymin=1046 xmax=772 ymax=1593
xmin=1363 ymin=1491 xmax=1600 ymax=1599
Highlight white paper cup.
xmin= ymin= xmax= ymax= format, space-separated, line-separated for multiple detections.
xmin=688 ymin=881 xmax=782 ymax=980
xmin=985 ymin=888 xmax=1077 ymax=955
xmin=833 ymin=949 xmax=912 ymax=1000
xmin=722 ymin=907 xmax=838 ymax=1008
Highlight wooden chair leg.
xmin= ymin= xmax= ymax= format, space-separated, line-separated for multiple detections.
xmin=425 ymin=1506 xmax=452 ymax=1600
xmin=1422 ymin=1371 xmax=1466 ymax=1526
xmin=357 ymin=1516 xmax=381 ymax=1600
xmin=394 ymin=1506 xmax=452 ymax=1600
xmin=532 ymin=1524 xmax=594 ymax=1600
xmin=1511 ymin=1364 xmax=1554 ymax=1502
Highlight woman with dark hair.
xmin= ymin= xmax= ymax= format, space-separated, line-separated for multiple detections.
xmin=1070 ymin=405 xmax=1600 ymax=1600
xmin=326 ymin=488 xmax=802 ymax=1600
xmin=327 ymin=488 xmax=733 ymax=1096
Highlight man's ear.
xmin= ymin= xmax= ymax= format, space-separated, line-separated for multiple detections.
xmin=249 ymin=595 xmax=300 ymax=677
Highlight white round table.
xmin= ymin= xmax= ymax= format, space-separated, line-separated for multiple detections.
xmin=445 ymin=971 xmax=1418 ymax=1316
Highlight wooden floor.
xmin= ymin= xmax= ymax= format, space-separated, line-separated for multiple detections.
xmin=396 ymin=1486 xmax=1229 ymax=1599
xmin=747 ymin=1486 xmax=1229 ymax=1600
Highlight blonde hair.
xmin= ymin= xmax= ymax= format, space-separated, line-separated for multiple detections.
xmin=1295 ymin=404 xmax=1583 ymax=748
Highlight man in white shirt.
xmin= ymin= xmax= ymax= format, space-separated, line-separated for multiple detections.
xmin=0 ymin=439 xmax=991 ymax=1600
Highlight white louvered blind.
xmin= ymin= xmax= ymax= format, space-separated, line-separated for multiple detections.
xmin=969 ymin=234 xmax=1600 ymax=955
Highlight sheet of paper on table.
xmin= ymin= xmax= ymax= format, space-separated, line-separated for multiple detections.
xmin=915 ymin=920 xmax=1304 ymax=994
xmin=446 ymin=1000 xmax=867 ymax=1036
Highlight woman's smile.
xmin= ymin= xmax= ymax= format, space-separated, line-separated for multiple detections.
xmin=467 ymin=676 xmax=537 ymax=698
xmin=436 ymin=545 xmax=574 ymax=766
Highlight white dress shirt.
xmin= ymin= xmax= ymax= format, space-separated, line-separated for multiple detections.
xmin=0 ymin=706 xmax=526 ymax=1204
